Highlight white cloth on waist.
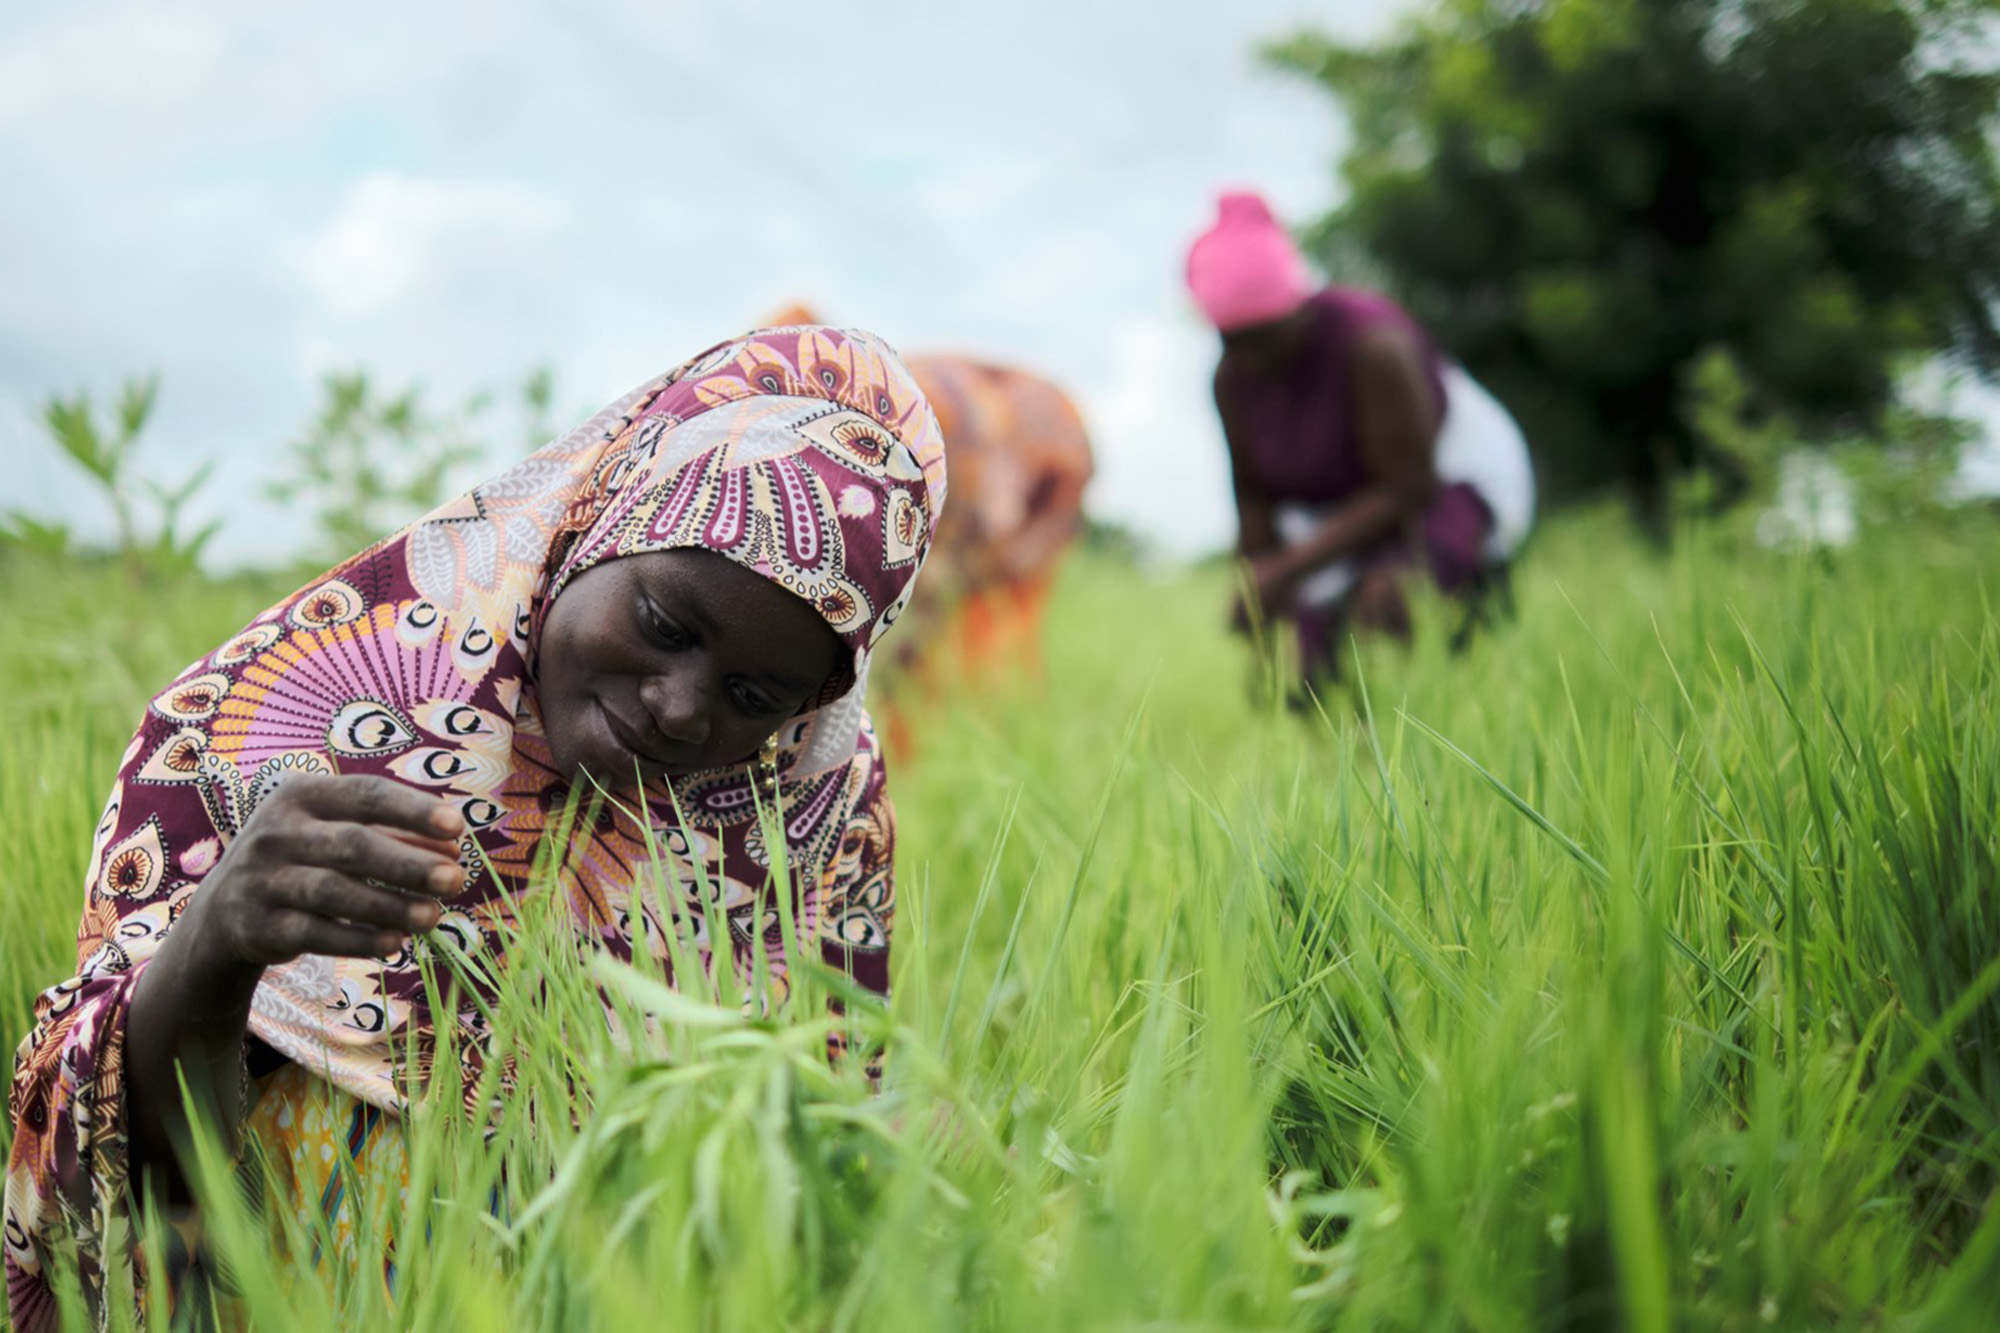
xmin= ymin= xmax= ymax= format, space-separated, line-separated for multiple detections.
xmin=1276 ymin=364 xmax=1535 ymax=612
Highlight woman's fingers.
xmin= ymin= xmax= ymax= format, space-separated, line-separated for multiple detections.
xmin=217 ymin=773 xmax=472 ymax=966
xmin=286 ymin=821 xmax=463 ymax=897
xmin=249 ymin=909 xmax=404 ymax=964
xmin=274 ymin=865 xmax=443 ymax=933
xmin=285 ymin=772 xmax=466 ymax=841
xmin=378 ymin=825 xmax=467 ymax=861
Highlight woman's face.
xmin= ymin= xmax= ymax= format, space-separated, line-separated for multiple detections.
xmin=1220 ymin=304 xmax=1315 ymax=378
xmin=536 ymin=548 xmax=845 ymax=788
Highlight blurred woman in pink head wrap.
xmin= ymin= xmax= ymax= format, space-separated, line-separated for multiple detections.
xmin=1187 ymin=190 xmax=1535 ymax=690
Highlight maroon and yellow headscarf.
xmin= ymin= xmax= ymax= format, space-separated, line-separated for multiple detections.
xmin=5 ymin=326 xmax=946 ymax=1328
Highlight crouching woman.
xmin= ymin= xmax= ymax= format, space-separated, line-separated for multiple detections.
xmin=5 ymin=326 xmax=946 ymax=1328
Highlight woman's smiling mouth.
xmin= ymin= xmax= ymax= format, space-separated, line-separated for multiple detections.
xmin=593 ymin=699 xmax=681 ymax=777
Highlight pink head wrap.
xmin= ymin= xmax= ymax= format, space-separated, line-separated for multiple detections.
xmin=1185 ymin=190 xmax=1315 ymax=332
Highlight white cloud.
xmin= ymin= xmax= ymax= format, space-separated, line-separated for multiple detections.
xmin=302 ymin=173 xmax=566 ymax=319
xmin=0 ymin=8 xmax=228 ymax=129
xmin=0 ymin=0 xmax=1417 ymax=568
xmin=1080 ymin=311 xmax=1235 ymax=556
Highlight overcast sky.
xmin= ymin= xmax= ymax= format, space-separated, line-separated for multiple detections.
xmin=0 ymin=0 xmax=1422 ymax=566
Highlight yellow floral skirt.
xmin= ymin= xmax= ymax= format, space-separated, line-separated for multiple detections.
xmin=241 ymin=1062 xmax=411 ymax=1274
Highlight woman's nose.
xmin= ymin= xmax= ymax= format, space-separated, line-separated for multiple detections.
xmin=637 ymin=670 xmax=713 ymax=748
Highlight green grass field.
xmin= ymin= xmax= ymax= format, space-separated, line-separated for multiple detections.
xmin=3 ymin=506 xmax=1997 ymax=1330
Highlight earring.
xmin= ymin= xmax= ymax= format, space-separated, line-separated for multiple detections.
xmin=757 ymin=733 xmax=780 ymax=800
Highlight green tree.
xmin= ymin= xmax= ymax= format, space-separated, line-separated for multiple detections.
xmin=269 ymin=367 xmax=563 ymax=563
xmin=4 ymin=375 xmax=219 ymax=578
xmin=269 ymin=372 xmax=488 ymax=562
xmin=1267 ymin=0 xmax=2000 ymax=527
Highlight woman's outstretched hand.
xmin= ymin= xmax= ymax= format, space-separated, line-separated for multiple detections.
xmin=125 ymin=773 xmax=465 ymax=1203
xmin=176 ymin=773 xmax=467 ymax=968
xmin=1229 ymin=551 xmax=1299 ymax=635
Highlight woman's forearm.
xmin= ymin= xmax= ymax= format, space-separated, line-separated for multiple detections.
xmin=119 ymin=774 xmax=463 ymax=1204
xmin=125 ymin=917 xmax=265 ymax=1204
xmin=1271 ymin=486 xmax=1407 ymax=584
xmin=1007 ymin=473 xmax=1089 ymax=579
xmin=1237 ymin=498 xmax=1279 ymax=558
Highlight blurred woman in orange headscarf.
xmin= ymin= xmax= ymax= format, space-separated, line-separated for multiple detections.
xmin=763 ymin=305 xmax=1093 ymax=684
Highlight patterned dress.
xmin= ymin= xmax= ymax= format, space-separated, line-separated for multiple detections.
xmin=4 ymin=325 xmax=948 ymax=1330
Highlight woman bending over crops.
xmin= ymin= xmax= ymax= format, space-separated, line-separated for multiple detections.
xmin=5 ymin=326 xmax=946 ymax=1328
xmin=1186 ymin=190 xmax=1536 ymax=688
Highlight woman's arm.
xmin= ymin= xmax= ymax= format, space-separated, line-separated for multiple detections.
xmin=8 ymin=769 xmax=461 ymax=1325
xmin=1213 ymin=367 xmax=1280 ymax=559
xmin=1250 ymin=326 xmax=1442 ymax=608
xmin=124 ymin=774 xmax=464 ymax=1203
xmin=995 ymin=398 xmax=1093 ymax=586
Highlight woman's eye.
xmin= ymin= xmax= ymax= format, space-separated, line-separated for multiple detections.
xmin=642 ymin=601 xmax=691 ymax=651
xmin=732 ymin=684 xmax=782 ymax=718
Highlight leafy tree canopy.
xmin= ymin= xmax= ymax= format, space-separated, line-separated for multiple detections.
xmin=1268 ymin=0 xmax=2000 ymax=502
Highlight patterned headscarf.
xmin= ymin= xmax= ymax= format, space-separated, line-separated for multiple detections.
xmin=5 ymin=326 xmax=945 ymax=1328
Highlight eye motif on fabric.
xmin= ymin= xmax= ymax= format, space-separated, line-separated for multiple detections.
xmin=326 ymin=698 xmax=419 ymax=757
xmin=832 ymin=906 xmax=888 ymax=950
xmin=453 ymin=620 xmax=498 ymax=674
xmin=826 ymin=419 xmax=891 ymax=470
xmin=97 ymin=816 xmax=168 ymax=900
xmin=428 ymin=909 xmax=487 ymax=959
xmin=870 ymin=580 xmax=916 ymax=646
xmin=151 ymin=672 xmax=230 ymax=724
xmin=135 ymin=727 xmax=210 ymax=784
xmin=397 ymin=600 xmax=444 ymax=646
xmin=289 ymin=578 xmax=365 ymax=630
xmin=88 ymin=783 xmax=123 ymax=872
xmin=213 ymin=621 xmax=283 ymax=666
xmin=459 ymin=796 xmax=503 ymax=830
xmin=882 ymin=489 xmax=925 ymax=567
xmin=330 ymin=977 xmax=390 ymax=1035
xmin=415 ymin=701 xmax=500 ymax=740
xmin=392 ymin=746 xmax=508 ymax=793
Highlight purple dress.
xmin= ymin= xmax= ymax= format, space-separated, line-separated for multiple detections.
xmin=1217 ymin=287 xmax=1492 ymax=582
